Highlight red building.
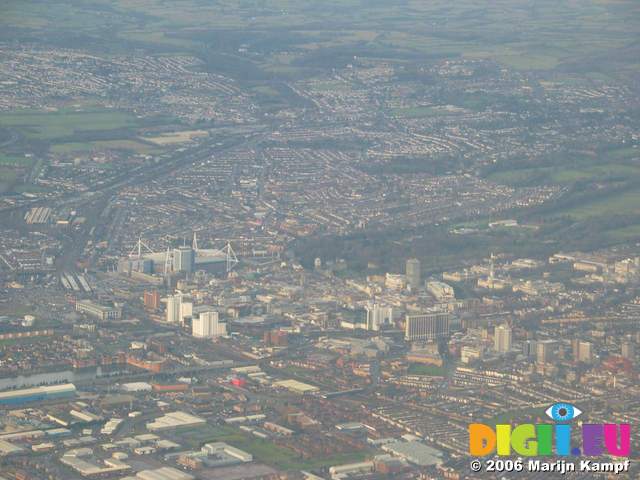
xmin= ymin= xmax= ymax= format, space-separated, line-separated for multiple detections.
xmin=144 ymin=290 xmax=161 ymax=311
xmin=602 ymin=356 xmax=634 ymax=375
xmin=231 ymin=377 xmax=246 ymax=387
xmin=264 ymin=329 xmax=288 ymax=347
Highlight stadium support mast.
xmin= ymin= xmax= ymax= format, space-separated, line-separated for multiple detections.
xmin=128 ymin=237 xmax=155 ymax=259
xmin=163 ymin=247 xmax=172 ymax=275
xmin=225 ymin=242 xmax=238 ymax=273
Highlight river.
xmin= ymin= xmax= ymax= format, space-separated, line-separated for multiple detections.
xmin=0 ymin=367 xmax=112 ymax=390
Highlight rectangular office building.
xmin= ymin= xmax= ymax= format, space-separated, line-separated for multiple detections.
xmin=405 ymin=312 xmax=450 ymax=341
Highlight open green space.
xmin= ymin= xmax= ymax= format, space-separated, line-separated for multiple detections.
xmin=0 ymin=303 xmax=33 ymax=314
xmin=50 ymin=140 xmax=159 ymax=155
xmin=557 ymin=190 xmax=640 ymax=220
xmin=1 ymin=2 xmax=95 ymax=29
xmin=118 ymin=30 xmax=199 ymax=50
xmin=493 ymin=53 xmax=560 ymax=70
xmin=484 ymin=145 xmax=640 ymax=231
xmin=0 ymin=155 xmax=36 ymax=193
xmin=0 ymin=107 xmax=158 ymax=193
xmin=13 ymin=184 xmax=50 ymax=194
xmin=178 ymin=425 xmax=246 ymax=448
xmin=0 ymin=109 xmax=139 ymax=140
xmin=230 ymin=436 xmax=370 ymax=471
xmin=407 ymin=364 xmax=447 ymax=376
xmin=606 ymin=224 xmax=640 ymax=242
xmin=178 ymin=424 xmax=371 ymax=471
xmin=609 ymin=146 xmax=640 ymax=161
xmin=0 ymin=155 xmax=35 ymax=168
xmin=391 ymin=106 xmax=440 ymax=118
xmin=487 ymin=163 xmax=640 ymax=187
xmin=250 ymin=85 xmax=282 ymax=97
xmin=4 ymin=0 xmax=637 ymax=76
xmin=0 ymin=168 xmax=19 ymax=192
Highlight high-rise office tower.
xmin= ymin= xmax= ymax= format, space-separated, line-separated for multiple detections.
xmin=405 ymin=312 xmax=449 ymax=341
xmin=577 ymin=340 xmax=594 ymax=363
xmin=572 ymin=339 xmax=594 ymax=363
xmin=622 ymin=338 xmax=635 ymax=360
xmin=174 ymin=246 xmax=195 ymax=273
xmin=523 ymin=340 xmax=537 ymax=358
xmin=179 ymin=295 xmax=193 ymax=324
xmin=494 ymin=324 xmax=512 ymax=354
xmin=365 ymin=303 xmax=393 ymax=331
xmin=166 ymin=294 xmax=181 ymax=323
xmin=406 ymin=258 xmax=421 ymax=291
xmin=192 ymin=310 xmax=226 ymax=338
xmin=536 ymin=340 xmax=556 ymax=365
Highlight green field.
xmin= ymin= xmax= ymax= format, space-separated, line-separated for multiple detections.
xmin=0 ymin=155 xmax=35 ymax=168
xmin=51 ymin=140 xmax=159 ymax=155
xmin=609 ymin=146 xmax=640 ymax=161
xmin=0 ymin=303 xmax=36 ymax=317
xmin=485 ymin=148 xmax=640 ymax=228
xmin=251 ymin=85 xmax=282 ymax=97
xmin=118 ymin=30 xmax=199 ymax=50
xmin=0 ymin=108 xmax=149 ymax=193
xmin=487 ymin=163 xmax=640 ymax=186
xmin=178 ymin=424 xmax=370 ymax=471
xmin=407 ymin=364 xmax=447 ymax=376
xmin=493 ymin=53 xmax=560 ymax=70
xmin=178 ymin=425 xmax=245 ymax=447
xmin=559 ymin=190 xmax=640 ymax=220
xmin=482 ymin=140 xmax=640 ymax=242
xmin=607 ymin=224 xmax=640 ymax=242
xmin=2 ymin=0 xmax=638 ymax=77
xmin=0 ymin=168 xmax=19 ymax=192
xmin=0 ymin=109 xmax=139 ymax=140
xmin=13 ymin=184 xmax=50 ymax=194
xmin=391 ymin=106 xmax=440 ymax=118
xmin=0 ymin=155 xmax=35 ymax=192
xmin=230 ymin=436 xmax=370 ymax=471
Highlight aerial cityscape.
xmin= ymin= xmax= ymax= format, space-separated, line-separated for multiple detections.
xmin=1 ymin=0 xmax=639 ymax=479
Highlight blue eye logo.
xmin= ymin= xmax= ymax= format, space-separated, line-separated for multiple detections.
xmin=545 ymin=403 xmax=582 ymax=422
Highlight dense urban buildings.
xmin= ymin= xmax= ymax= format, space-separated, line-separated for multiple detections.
xmin=0 ymin=0 xmax=639 ymax=479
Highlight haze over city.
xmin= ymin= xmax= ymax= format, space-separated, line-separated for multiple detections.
xmin=0 ymin=1 xmax=639 ymax=479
